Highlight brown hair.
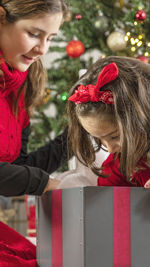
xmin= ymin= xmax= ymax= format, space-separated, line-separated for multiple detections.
xmin=67 ymin=56 xmax=150 ymax=179
xmin=0 ymin=0 xmax=68 ymax=115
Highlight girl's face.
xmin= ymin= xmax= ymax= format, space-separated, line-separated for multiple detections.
xmin=0 ymin=12 xmax=63 ymax=71
xmin=78 ymin=115 xmax=121 ymax=154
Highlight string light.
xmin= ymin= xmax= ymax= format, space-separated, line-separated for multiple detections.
xmin=137 ymin=41 xmax=142 ymax=47
xmin=125 ymin=11 xmax=149 ymax=56
xmin=138 ymin=35 xmax=143 ymax=39
xmin=126 ymin=32 xmax=131 ymax=36
xmin=131 ymin=47 xmax=136 ymax=52
xmin=144 ymin=52 xmax=149 ymax=56
xmin=130 ymin=38 xmax=135 ymax=45
xmin=61 ymin=92 xmax=69 ymax=101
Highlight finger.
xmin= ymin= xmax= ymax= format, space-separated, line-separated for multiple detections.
xmin=144 ymin=180 xmax=150 ymax=188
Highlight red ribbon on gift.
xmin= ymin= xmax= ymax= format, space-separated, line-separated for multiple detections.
xmin=52 ymin=190 xmax=63 ymax=267
xmin=113 ymin=187 xmax=131 ymax=267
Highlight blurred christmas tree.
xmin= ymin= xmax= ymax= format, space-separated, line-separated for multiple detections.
xmin=28 ymin=0 xmax=150 ymax=169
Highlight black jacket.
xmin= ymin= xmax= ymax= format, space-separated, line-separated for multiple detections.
xmin=0 ymin=125 xmax=70 ymax=196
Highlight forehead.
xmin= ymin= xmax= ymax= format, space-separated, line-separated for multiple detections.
xmin=78 ymin=115 xmax=117 ymax=137
xmin=13 ymin=12 xmax=63 ymax=31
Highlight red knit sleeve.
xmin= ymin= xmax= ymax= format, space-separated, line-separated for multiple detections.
xmin=133 ymin=164 xmax=150 ymax=187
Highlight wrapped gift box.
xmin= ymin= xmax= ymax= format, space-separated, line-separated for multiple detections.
xmin=36 ymin=186 xmax=150 ymax=267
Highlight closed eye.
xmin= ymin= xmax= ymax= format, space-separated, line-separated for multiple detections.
xmin=28 ymin=31 xmax=53 ymax=42
xmin=111 ymin=135 xmax=119 ymax=140
xmin=28 ymin=31 xmax=39 ymax=38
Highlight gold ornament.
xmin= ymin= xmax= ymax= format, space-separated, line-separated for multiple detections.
xmin=65 ymin=11 xmax=72 ymax=22
xmin=119 ymin=0 xmax=124 ymax=8
xmin=107 ymin=31 xmax=127 ymax=52
xmin=43 ymin=88 xmax=51 ymax=104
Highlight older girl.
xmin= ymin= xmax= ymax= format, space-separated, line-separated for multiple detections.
xmin=0 ymin=0 xmax=68 ymax=265
xmin=0 ymin=0 xmax=69 ymax=196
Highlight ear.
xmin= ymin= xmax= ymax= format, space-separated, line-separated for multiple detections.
xmin=0 ymin=7 xmax=7 ymax=24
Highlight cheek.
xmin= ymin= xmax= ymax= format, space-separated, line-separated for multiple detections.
xmin=5 ymin=31 xmax=36 ymax=55
xmin=116 ymin=140 xmax=121 ymax=147
xmin=113 ymin=140 xmax=121 ymax=150
xmin=102 ymin=139 xmax=121 ymax=148
xmin=13 ymin=33 xmax=36 ymax=52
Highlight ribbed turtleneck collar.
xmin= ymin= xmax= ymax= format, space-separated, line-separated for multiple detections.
xmin=0 ymin=50 xmax=28 ymax=96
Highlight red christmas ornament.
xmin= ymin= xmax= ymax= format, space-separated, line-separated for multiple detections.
xmin=135 ymin=10 xmax=146 ymax=21
xmin=75 ymin=14 xmax=82 ymax=20
xmin=136 ymin=55 xmax=149 ymax=63
xmin=66 ymin=40 xmax=85 ymax=58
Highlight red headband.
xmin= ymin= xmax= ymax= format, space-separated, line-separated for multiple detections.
xmin=68 ymin=62 xmax=119 ymax=104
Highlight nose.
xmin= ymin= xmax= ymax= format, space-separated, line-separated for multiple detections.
xmin=103 ymin=141 xmax=120 ymax=154
xmin=33 ymin=40 xmax=50 ymax=56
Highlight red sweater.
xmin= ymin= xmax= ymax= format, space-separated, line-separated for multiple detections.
xmin=0 ymin=51 xmax=29 ymax=163
xmin=0 ymin=221 xmax=36 ymax=266
xmin=0 ymin=88 xmax=29 ymax=163
xmin=97 ymin=154 xmax=150 ymax=187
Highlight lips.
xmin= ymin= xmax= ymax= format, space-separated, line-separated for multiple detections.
xmin=24 ymin=55 xmax=33 ymax=60
xmin=22 ymin=55 xmax=34 ymax=64
xmin=22 ymin=54 xmax=40 ymax=65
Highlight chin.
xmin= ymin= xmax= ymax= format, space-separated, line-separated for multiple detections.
xmin=13 ymin=64 xmax=30 ymax=72
xmin=5 ymin=58 xmax=30 ymax=72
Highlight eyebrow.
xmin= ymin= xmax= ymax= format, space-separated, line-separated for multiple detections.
xmin=31 ymin=27 xmax=57 ymax=36
xmin=100 ymin=130 xmax=118 ymax=138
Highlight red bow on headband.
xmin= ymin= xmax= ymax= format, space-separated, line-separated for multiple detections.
xmin=68 ymin=62 xmax=119 ymax=104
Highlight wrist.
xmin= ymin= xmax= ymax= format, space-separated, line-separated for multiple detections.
xmin=43 ymin=177 xmax=60 ymax=193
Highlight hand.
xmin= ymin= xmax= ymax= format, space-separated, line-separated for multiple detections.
xmin=57 ymin=173 xmax=95 ymax=189
xmin=43 ymin=178 xmax=60 ymax=193
xmin=144 ymin=179 xmax=150 ymax=189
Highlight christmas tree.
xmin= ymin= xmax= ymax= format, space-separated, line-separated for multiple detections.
xmin=28 ymin=0 xmax=150 ymax=170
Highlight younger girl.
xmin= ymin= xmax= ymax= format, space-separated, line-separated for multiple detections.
xmin=68 ymin=56 xmax=150 ymax=188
